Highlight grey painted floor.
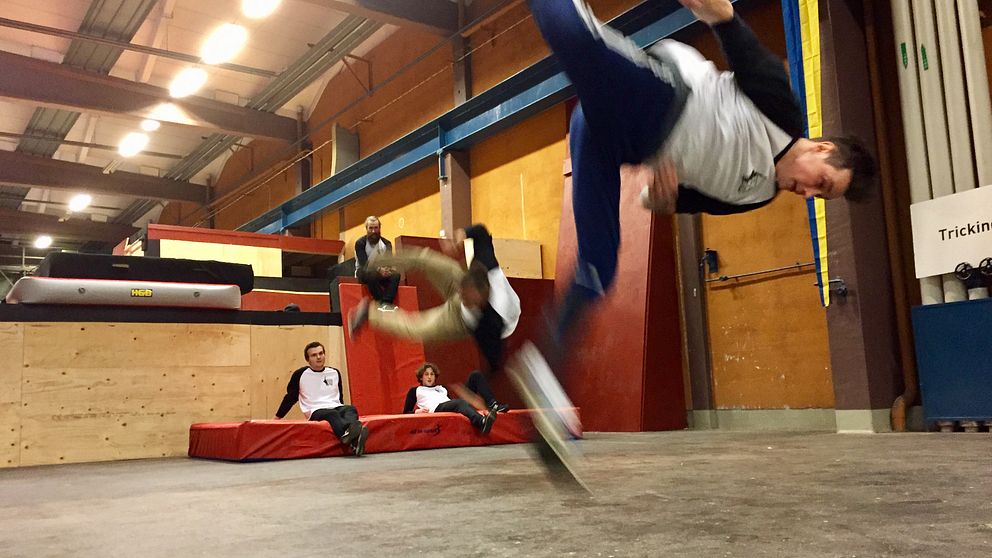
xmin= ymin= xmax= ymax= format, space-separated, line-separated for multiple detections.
xmin=1 ymin=431 xmax=990 ymax=558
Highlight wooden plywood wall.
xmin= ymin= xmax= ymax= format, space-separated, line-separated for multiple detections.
xmin=324 ymin=165 xmax=443 ymax=260
xmin=702 ymin=196 xmax=835 ymax=409
xmin=470 ymin=104 xmax=567 ymax=279
xmin=0 ymin=323 xmax=22 ymax=467
xmin=249 ymin=324 xmax=348 ymax=421
xmin=489 ymin=239 xmax=543 ymax=279
xmin=1 ymin=322 xmax=345 ymax=468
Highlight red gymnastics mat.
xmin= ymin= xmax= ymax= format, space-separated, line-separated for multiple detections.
xmin=188 ymin=409 xmax=581 ymax=462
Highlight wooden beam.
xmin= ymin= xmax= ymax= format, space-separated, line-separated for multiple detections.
xmin=0 ymin=150 xmax=208 ymax=203
xmin=0 ymin=50 xmax=297 ymax=142
xmin=0 ymin=208 xmax=138 ymax=244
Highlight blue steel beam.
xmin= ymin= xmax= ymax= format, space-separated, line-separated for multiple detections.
xmin=242 ymin=1 xmax=732 ymax=234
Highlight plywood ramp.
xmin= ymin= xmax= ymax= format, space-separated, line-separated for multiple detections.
xmin=0 ymin=323 xmax=23 ymax=468
xmin=3 ymin=322 xmax=346 ymax=467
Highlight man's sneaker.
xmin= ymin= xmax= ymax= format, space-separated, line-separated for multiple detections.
xmin=512 ymin=342 xmax=581 ymax=436
xmin=347 ymin=298 xmax=370 ymax=338
xmin=492 ymin=402 xmax=511 ymax=413
xmin=349 ymin=424 xmax=369 ymax=457
xmin=480 ymin=403 xmax=498 ymax=434
xmin=377 ymin=302 xmax=398 ymax=311
xmin=340 ymin=425 xmax=358 ymax=446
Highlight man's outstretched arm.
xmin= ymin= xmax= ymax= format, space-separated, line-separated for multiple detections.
xmin=680 ymin=0 xmax=804 ymax=137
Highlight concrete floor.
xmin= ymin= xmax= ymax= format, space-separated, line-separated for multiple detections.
xmin=1 ymin=432 xmax=990 ymax=558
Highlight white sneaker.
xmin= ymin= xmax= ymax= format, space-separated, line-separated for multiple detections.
xmin=508 ymin=342 xmax=588 ymax=492
xmin=512 ymin=342 xmax=581 ymax=437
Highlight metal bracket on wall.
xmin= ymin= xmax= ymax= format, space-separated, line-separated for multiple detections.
xmin=342 ymin=54 xmax=372 ymax=93
xmin=437 ymin=150 xmax=447 ymax=181
xmin=819 ymin=277 xmax=848 ymax=297
xmin=699 ymin=248 xmax=719 ymax=275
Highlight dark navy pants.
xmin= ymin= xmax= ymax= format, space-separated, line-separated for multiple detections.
xmin=528 ymin=0 xmax=678 ymax=340
xmin=529 ymin=0 xmax=675 ymax=294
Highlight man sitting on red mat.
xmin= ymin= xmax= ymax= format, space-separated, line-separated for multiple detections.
xmin=273 ymin=341 xmax=370 ymax=456
xmin=402 ymin=362 xmax=508 ymax=433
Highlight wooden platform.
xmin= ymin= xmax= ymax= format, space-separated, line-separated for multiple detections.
xmin=1 ymin=321 xmax=347 ymax=468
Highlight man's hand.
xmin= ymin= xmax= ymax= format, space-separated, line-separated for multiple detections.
xmin=272 ymin=416 xmax=281 ymax=420
xmin=627 ymin=158 xmax=679 ymax=214
xmin=414 ymin=407 xmax=429 ymax=414
xmin=440 ymin=228 xmax=468 ymax=259
xmin=440 ymin=236 xmax=462 ymax=259
xmin=678 ymin=0 xmax=734 ymax=25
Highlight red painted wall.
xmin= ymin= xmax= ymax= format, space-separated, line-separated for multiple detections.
xmin=241 ymin=291 xmax=330 ymax=312
xmin=340 ymin=283 xmax=427 ymax=415
xmin=555 ymin=161 xmax=686 ymax=432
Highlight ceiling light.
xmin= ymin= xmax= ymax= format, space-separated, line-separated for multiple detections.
xmin=149 ymin=103 xmax=188 ymax=124
xmin=140 ymin=119 xmax=161 ymax=132
xmin=242 ymin=0 xmax=281 ymax=19
xmin=169 ymin=67 xmax=208 ymax=98
xmin=200 ymin=23 xmax=248 ymax=65
xmin=68 ymin=194 xmax=92 ymax=213
xmin=34 ymin=235 xmax=53 ymax=249
xmin=118 ymin=132 xmax=149 ymax=158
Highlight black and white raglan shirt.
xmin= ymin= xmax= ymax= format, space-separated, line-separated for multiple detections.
xmin=401 ymin=384 xmax=451 ymax=414
xmin=464 ymin=224 xmax=521 ymax=339
xmin=275 ymin=366 xmax=345 ymax=419
xmin=653 ymin=14 xmax=806 ymax=214
xmin=459 ymin=223 xmax=522 ymax=374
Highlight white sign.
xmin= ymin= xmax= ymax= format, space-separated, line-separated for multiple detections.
xmin=910 ymin=186 xmax=992 ymax=278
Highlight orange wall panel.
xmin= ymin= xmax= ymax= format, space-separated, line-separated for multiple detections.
xmin=467 ymin=2 xmax=547 ymax=94
xmin=701 ymin=198 xmax=835 ymax=410
xmin=470 ymin=104 xmax=568 ymax=278
xmin=307 ymin=29 xmax=454 ymax=158
xmin=468 ymin=0 xmax=641 ymax=93
xmin=334 ymin=165 xmax=442 ymax=259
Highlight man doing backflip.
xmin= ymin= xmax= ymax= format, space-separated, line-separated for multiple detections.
xmin=512 ymin=0 xmax=876 ymax=485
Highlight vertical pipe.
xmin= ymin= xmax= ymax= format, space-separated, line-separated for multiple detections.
xmin=892 ymin=0 xmax=943 ymax=305
xmin=865 ymin=0 xmax=918 ymax=432
xmin=935 ymin=0 xmax=985 ymax=300
xmin=957 ymin=0 xmax=992 ymax=186
xmin=933 ymin=1 xmax=977 ymax=193
xmin=912 ymin=0 xmax=966 ymax=302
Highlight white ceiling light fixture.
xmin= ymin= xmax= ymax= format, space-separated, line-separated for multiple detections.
xmin=140 ymin=119 xmax=161 ymax=132
xmin=201 ymin=23 xmax=248 ymax=65
xmin=242 ymin=0 xmax=281 ymax=19
xmin=68 ymin=194 xmax=93 ymax=213
xmin=169 ymin=67 xmax=208 ymax=98
xmin=149 ymin=103 xmax=187 ymax=124
xmin=118 ymin=132 xmax=150 ymax=158
xmin=34 ymin=235 xmax=53 ymax=249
